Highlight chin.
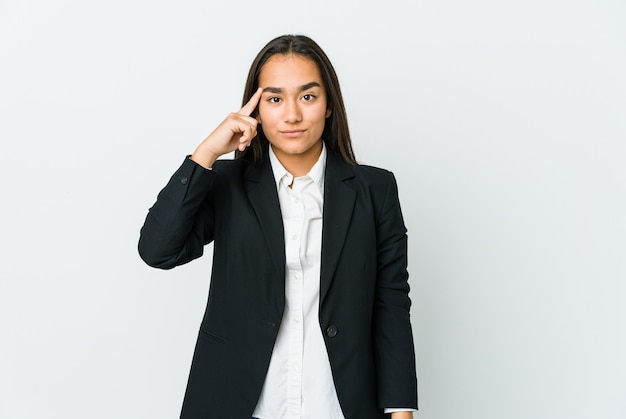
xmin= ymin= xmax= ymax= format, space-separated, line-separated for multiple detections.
xmin=270 ymin=138 xmax=319 ymax=155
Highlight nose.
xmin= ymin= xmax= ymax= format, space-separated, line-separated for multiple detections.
xmin=283 ymin=99 xmax=302 ymax=123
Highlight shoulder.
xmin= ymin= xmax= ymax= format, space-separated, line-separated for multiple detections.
xmin=350 ymin=163 xmax=405 ymax=228
xmin=352 ymin=163 xmax=394 ymax=179
xmin=326 ymin=149 xmax=399 ymax=198
xmin=350 ymin=163 xmax=398 ymax=192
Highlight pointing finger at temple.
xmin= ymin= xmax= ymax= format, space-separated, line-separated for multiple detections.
xmin=238 ymin=87 xmax=263 ymax=116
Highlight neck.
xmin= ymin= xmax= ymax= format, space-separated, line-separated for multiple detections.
xmin=271 ymin=142 xmax=323 ymax=177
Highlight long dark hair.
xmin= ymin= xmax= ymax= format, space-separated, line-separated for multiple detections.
xmin=235 ymin=34 xmax=356 ymax=165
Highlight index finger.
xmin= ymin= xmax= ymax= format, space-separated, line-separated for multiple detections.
xmin=239 ymin=87 xmax=263 ymax=116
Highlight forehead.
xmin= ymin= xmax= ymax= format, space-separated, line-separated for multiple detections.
xmin=258 ymin=54 xmax=324 ymax=88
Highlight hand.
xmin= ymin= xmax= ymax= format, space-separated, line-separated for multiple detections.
xmin=391 ymin=412 xmax=413 ymax=419
xmin=190 ymin=87 xmax=263 ymax=169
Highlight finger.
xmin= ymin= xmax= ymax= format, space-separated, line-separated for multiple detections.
xmin=238 ymin=132 xmax=255 ymax=151
xmin=239 ymin=87 xmax=263 ymax=116
xmin=229 ymin=113 xmax=258 ymax=137
xmin=233 ymin=118 xmax=257 ymax=142
xmin=238 ymin=126 xmax=258 ymax=145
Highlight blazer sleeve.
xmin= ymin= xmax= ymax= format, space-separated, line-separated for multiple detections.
xmin=138 ymin=157 xmax=216 ymax=269
xmin=372 ymin=171 xmax=418 ymax=409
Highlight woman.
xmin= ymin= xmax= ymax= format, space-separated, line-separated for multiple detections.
xmin=139 ymin=34 xmax=417 ymax=419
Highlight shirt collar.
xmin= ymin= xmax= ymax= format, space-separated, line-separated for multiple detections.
xmin=268 ymin=142 xmax=326 ymax=193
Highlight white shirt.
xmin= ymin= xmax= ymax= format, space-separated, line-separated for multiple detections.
xmin=252 ymin=143 xmax=344 ymax=419
xmin=252 ymin=144 xmax=415 ymax=418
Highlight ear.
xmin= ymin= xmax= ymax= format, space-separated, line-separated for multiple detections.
xmin=325 ymin=107 xmax=332 ymax=118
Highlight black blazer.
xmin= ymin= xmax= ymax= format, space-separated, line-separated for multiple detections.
xmin=138 ymin=146 xmax=417 ymax=419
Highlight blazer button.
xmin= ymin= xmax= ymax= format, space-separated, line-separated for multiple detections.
xmin=326 ymin=325 xmax=338 ymax=338
xmin=180 ymin=176 xmax=188 ymax=185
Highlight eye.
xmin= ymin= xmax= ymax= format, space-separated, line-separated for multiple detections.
xmin=267 ymin=97 xmax=281 ymax=104
xmin=302 ymin=94 xmax=316 ymax=102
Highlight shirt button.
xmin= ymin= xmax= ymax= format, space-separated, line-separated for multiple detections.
xmin=293 ymin=197 xmax=300 ymax=204
xmin=326 ymin=325 xmax=338 ymax=338
xmin=291 ymin=234 xmax=298 ymax=241
xmin=293 ymin=273 xmax=301 ymax=280
xmin=180 ymin=176 xmax=188 ymax=185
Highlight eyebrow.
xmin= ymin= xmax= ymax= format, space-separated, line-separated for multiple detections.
xmin=262 ymin=82 xmax=321 ymax=94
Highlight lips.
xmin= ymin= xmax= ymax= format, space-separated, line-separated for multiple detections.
xmin=280 ymin=129 xmax=305 ymax=138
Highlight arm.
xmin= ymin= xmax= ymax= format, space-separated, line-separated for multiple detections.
xmin=138 ymin=89 xmax=262 ymax=269
xmin=372 ymin=171 xmax=418 ymax=410
xmin=137 ymin=158 xmax=216 ymax=269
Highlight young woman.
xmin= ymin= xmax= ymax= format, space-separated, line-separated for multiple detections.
xmin=139 ymin=34 xmax=417 ymax=419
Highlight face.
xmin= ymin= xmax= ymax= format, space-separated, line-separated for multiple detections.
xmin=257 ymin=54 xmax=331 ymax=167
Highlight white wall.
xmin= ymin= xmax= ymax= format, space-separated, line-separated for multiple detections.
xmin=1 ymin=0 xmax=624 ymax=418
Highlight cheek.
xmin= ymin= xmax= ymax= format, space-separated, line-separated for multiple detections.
xmin=314 ymin=106 xmax=330 ymax=125
xmin=257 ymin=107 xmax=273 ymax=125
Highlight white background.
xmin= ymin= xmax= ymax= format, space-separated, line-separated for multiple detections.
xmin=1 ymin=0 xmax=625 ymax=418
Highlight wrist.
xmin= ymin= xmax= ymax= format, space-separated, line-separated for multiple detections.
xmin=390 ymin=412 xmax=413 ymax=419
xmin=190 ymin=148 xmax=219 ymax=169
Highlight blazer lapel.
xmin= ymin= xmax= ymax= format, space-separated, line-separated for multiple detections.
xmin=244 ymin=158 xmax=286 ymax=284
xmin=320 ymin=150 xmax=356 ymax=305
